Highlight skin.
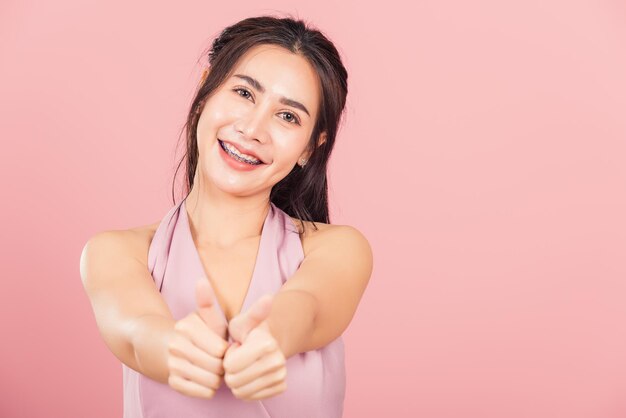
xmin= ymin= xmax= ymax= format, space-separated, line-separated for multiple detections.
xmin=168 ymin=44 xmax=327 ymax=400
xmin=81 ymin=43 xmax=372 ymax=403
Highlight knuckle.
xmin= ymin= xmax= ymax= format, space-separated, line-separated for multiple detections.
xmin=174 ymin=320 xmax=187 ymax=332
xmin=203 ymin=388 xmax=216 ymax=399
xmin=270 ymin=368 xmax=286 ymax=385
xmin=265 ymin=339 xmax=277 ymax=352
xmin=270 ymin=356 xmax=285 ymax=370
xmin=231 ymin=387 xmax=242 ymax=398
xmin=223 ymin=373 xmax=235 ymax=387
xmin=167 ymin=357 xmax=182 ymax=373
xmin=167 ymin=339 xmax=182 ymax=355
xmin=167 ymin=375 xmax=179 ymax=390
xmin=215 ymin=342 xmax=227 ymax=357
xmin=174 ymin=326 xmax=191 ymax=340
xmin=223 ymin=359 xmax=233 ymax=374
xmin=209 ymin=373 xmax=222 ymax=390
xmin=276 ymin=367 xmax=287 ymax=382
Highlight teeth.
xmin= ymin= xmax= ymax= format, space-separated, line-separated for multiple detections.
xmin=224 ymin=142 xmax=259 ymax=161
xmin=221 ymin=141 xmax=261 ymax=164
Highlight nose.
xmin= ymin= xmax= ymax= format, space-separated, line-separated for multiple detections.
xmin=233 ymin=104 xmax=270 ymax=143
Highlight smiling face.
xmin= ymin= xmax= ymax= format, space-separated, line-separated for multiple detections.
xmin=194 ymin=43 xmax=326 ymax=198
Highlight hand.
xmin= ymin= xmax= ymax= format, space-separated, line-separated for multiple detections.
xmin=223 ymin=295 xmax=288 ymax=401
xmin=167 ymin=278 xmax=229 ymax=399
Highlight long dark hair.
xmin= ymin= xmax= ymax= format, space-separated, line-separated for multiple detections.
xmin=170 ymin=15 xmax=348 ymax=232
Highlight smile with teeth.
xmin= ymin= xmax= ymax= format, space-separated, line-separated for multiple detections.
xmin=219 ymin=140 xmax=262 ymax=165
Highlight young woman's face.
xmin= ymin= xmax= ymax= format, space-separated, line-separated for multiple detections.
xmin=195 ymin=44 xmax=324 ymax=197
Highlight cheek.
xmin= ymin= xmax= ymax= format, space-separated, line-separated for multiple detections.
xmin=197 ymin=92 xmax=241 ymax=134
xmin=275 ymin=134 xmax=310 ymax=161
xmin=198 ymin=104 xmax=226 ymax=137
xmin=282 ymin=137 xmax=308 ymax=163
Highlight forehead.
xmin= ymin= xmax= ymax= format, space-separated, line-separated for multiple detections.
xmin=230 ymin=44 xmax=320 ymax=115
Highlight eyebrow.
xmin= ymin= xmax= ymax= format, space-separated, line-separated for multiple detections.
xmin=233 ymin=73 xmax=311 ymax=117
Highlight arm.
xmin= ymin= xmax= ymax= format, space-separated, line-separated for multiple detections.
xmin=265 ymin=225 xmax=373 ymax=358
xmin=80 ymin=230 xmax=175 ymax=384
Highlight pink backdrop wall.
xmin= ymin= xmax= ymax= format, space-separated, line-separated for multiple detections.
xmin=1 ymin=1 xmax=625 ymax=417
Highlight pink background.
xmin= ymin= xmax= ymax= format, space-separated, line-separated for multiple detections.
xmin=1 ymin=1 xmax=625 ymax=417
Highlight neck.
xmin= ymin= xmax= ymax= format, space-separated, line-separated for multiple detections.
xmin=184 ymin=180 xmax=271 ymax=250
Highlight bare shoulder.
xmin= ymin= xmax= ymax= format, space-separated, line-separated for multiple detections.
xmin=124 ymin=220 xmax=161 ymax=264
xmin=81 ymin=220 xmax=160 ymax=274
xmin=127 ymin=221 xmax=160 ymax=245
xmin=288 ymin=216 xmax=372 ymax=260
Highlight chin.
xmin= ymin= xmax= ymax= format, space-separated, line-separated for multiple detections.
xmin=199 ymin=149 xmax=284 ymax=196
xmin=200 ymin=166 xmax=261 ymax=197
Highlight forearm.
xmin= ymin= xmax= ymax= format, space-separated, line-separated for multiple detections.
xmin=128 ymin=314 xmax=177 ymax=384
xmin=265 ymin=289 xmax=319 ymax=359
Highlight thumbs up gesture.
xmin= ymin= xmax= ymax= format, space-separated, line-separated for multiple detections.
xmin=166 ymin=278 xmax=229 ymax=399
xmin=223 ymin=295 xmax=288 ymax=401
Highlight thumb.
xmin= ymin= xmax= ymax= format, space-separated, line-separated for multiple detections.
xmin=228 ymin=294 xmax=274 ymax=344
xmin=195 ymin=277 xmax=216 ymax=309
xmin=195 ymin=278 xmax=227 ymax=338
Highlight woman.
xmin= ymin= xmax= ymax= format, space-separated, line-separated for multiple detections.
xmin=80 ymin=15 xmax=373 ymax=418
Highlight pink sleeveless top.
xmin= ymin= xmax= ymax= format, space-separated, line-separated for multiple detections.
xmin=122 ymin=199 xmax=346 ymax=417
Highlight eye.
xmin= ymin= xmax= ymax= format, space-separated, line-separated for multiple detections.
xmin=280 ymin=111 xmax=301 ymax=125
xmin=233 ymin=86 xmax=300 ymax=125
xmin=233 ymin=87 xmax=253 ymax=101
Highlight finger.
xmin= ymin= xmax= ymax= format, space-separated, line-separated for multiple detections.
xmin=228 ymin=294 xmax=274 ymax=343
xmin=168 ymin=355 xmax=222 ymax=390
xmin=231 ymin=367 xmax=287 ymax=400
xmin=223 ymin=332 xmax=278 ymax=374
xmin=221 ymin=342 xmax=239 ymax=377
xmin=174 ymin=314 xmax=228 ymax=358
xmin=168 ymin=374 xmax=216 ymax=399
xmin=223 ymin=341 xmax=240 ymax=359
xmin=168 ymin=332 xmax=225 ymax=376
xmin=195 ymin=277 xmax=215 ymax=309
xmin=196 ymin=279 xmax=227 ymax=337
xmin=197 ymin=308 xmax=228 ymax=339
xmin=246 ymin=381 xmax=288 ymax=401
xmin=224 ymin=350 xmax=285 ymax=389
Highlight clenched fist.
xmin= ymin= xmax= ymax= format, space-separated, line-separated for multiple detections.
xmin=223 ymin=295 xmax=288 ymax=401
xmin=167 ymin=278 xmax=229 ymax=399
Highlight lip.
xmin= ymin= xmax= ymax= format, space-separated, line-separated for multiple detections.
xmin=217 ymin=139 xmax=265 ymax=172
xmin=218 ymin=138 xmax=265 ymax=164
